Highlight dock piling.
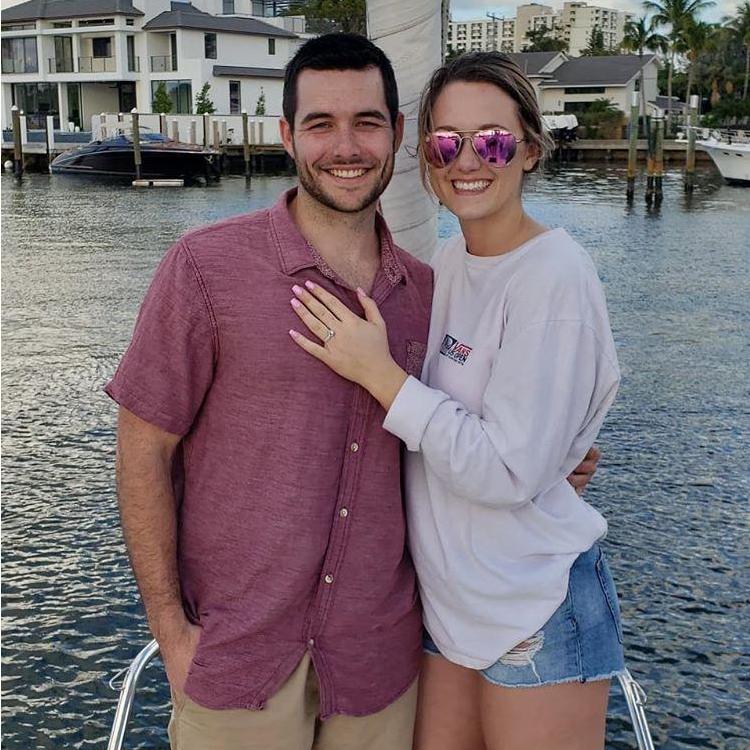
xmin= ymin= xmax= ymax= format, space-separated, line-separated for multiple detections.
xmin=684 ymin=94 xmax=699 ymax=193
xmin=11 ymin=105 xmax=23 ymax=178
xmin=213 ymin=121 xmax=220 ymax=151
xmin=171 ymin=119 xmax=179 ymax=142
xmin=626 ymin=92 xmax=639 ymax=202
xmin=258 ymin=120 xmax=264 ymax=146
xmin=160 ymin=113 xmax=167 ymax=136
xmin=242 ymin=110 xmax=251 ymax=179
xmin=99 ymin=112 xmax=107 ymax=140
xmin=645 ymin=113 xmax=656 ymax=205
xmin=45 ymin=115 xmax=55 ymax=172
xmin=203 ymin=114 xmax=210 ymax=149
xmin=131 ymin=109 xmax=142 ymax=180
xmin=654 ymin=111 xmax=664 ymax=205
xmin=189 ymin=119 xmax=197 ymax=145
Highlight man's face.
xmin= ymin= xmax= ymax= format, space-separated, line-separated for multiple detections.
xmin=280 ymin=67 xmax=404 ymax=214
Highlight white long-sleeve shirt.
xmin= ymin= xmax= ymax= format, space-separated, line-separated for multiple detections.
xmin=383 ymin=228 xmax=620 ymax=669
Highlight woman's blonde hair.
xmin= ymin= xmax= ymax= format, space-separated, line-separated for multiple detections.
xmin=417 ymin=52 xmax=554 ymax=189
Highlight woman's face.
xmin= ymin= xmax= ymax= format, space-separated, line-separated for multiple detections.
xmin=426 ymin=80 xmax=538 ymax=223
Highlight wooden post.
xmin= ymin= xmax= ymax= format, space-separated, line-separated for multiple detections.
xmin=684 ymin=94 xmax=699 ymax=194
xmin=203 ymin=113 xmax=210 ymax=149
xmin=189 ymin=119 xmax=197 ymax=144
xmin=171 ymin=118 xmax=179 ymax=141
xmin=220 ymin=119 xmax=227 ymax=145
xmin=160 ymin=113 xmax=167 ymax=136
xmin=626 ymin=92 xmax=639 ymax=202
xmin=45 ymin=114 xmax=55 ymax=172
xmin=645 ymin=112 xmax=656 ymax=205
xmin=131 ymin=108 xmax=142 ymax=180
xmin=11 ymin=105 xmax=23 ymax=178
xmin=242 ymin=110 xmax=251 ymax=178
xmin=99 ymin=112 xmax=107 ymax=140
xmin=654 ymin=111 xmax=664 ymax=205
xmin=118 ymin=112 xmax=124 ymax=133
xmin=258 ymin=119 xmax=264 ymax=146
xmin=213 ymin=120 xmax=220 ymax=150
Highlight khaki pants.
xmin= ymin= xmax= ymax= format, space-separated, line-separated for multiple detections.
xmin=168 ymin=653 xmax=418 ymax=750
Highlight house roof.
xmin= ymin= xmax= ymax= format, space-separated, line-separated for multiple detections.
xmin=539 ymin=54 xmax=657 ymax=88
xmin=213 ymin=65 xmax=285 ymax=78
xmin=1 ymin=0 xmax=143 ymax=22
xmin=144 ymin=2 xmax=297 ymax=37
xmin=505 ymin=52 xmax=563 ymax=76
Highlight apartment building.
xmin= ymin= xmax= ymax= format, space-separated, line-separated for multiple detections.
xmin=1 ymin=0 xmax=303 ymax=131
xmin=447 ymin=2 xmax=633 ymax=58
xmin=447 ymin=16 xmax=516 ymax=54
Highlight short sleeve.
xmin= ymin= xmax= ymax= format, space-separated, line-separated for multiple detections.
xmin=104 ymin=240 xmax=218 ymax=436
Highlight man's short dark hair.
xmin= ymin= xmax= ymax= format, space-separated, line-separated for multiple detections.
xmin=283 ymin=33 xmax=399 ymax=128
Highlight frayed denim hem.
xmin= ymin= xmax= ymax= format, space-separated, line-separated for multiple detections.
xmin=479 ymin=668 xmax=626 ymax=689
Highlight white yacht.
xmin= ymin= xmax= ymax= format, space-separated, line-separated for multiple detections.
xmin=697 ymin=129 xmax=750 ymax=185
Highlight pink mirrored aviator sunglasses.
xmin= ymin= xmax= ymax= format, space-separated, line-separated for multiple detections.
xmin=423 ymin=129 xmax=525 ymax=169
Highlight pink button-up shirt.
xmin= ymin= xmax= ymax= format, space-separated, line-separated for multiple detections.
xmin=105 ymin=189 xmax=433 ymax=718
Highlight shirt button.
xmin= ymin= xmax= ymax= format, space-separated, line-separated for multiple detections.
xmin=324 ymin=573 xmax=334 ymax=584
xmin=308 ymin=638 xmax=315 ymax=647
xmin=339 ymin=507 xmax=349 ymax=518
xmin=350 ymin=442 xmax=359 ymax=453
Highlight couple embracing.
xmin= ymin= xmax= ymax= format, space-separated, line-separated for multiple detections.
xmin=106 ymin=32 xmax=624 ymax=750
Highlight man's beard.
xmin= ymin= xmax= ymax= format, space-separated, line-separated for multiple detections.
xmin=294 ymin=151 xmax=394 ymax=215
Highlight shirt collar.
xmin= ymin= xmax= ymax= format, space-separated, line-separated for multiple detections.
xmin=269 ymin=187 xmax=407 ymax=286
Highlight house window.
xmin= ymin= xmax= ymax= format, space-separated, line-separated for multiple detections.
xmin=564 ymin=86 xmax=605 ymax=95
xmin=2 ymin=23 xmax=36 ymax=30
xmin=79 ymin=18 xmax=114 ymax=26
xmin=229 ymin=80 xmax=241 ymax=113
xmin=11 ymin=82 xmax=59 ymax=128
xmin=1 ymin=37 xmax=38 ymax=73
xmin=126 ymin=18 xmax=135 ymax=25
xmin=53 ymin=36 xmax=74 ymax=72
xmin=126 ymin=35 xmax=137 ymax=71
xmin=205 ymin=32 xmax=217 ymax=59
xmin=51 ymin=22 xmax=72 ymax=28
xmin=268 ymin=38 xmax=275 ymax=55
xmin=92 ymin=37 xmax=112 ymax=58
xmin=223 ymin=0 xmax=235 ymax=12
xmin=152 ymin=79 xmax=193 ymax=114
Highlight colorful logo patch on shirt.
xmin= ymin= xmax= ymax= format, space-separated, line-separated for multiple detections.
xmin=439 ymin=334 xmax=473 ymax=365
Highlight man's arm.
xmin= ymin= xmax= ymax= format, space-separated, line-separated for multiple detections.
xmin=567 ymin=445 xmax=601 ymax=495
xmin=115 ymin=405 xmax=201 ymax=698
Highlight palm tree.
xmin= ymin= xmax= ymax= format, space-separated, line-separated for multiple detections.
xmin=727 ymin=1 xmax=750 ymax=98
xmin=622 ymin=16 xmax=666 ymax=123
xmin=643 ymin=0 xmax=715 ymax=130
xmin=682 ymin=18 xmax=714 ymax=107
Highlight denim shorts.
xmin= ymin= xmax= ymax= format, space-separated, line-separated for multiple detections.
xmin=423 ymin=543 xmax=626 ymax=688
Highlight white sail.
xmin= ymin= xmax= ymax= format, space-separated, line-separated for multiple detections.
xmin=367 ymin=0 xmax=444 ymax=262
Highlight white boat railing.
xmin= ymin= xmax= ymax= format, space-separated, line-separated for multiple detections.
xmin=105 ymin=640 xmax=656 ymax=750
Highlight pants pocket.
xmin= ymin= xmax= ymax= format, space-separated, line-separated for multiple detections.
xmin=595 ymin=549 xmax=624 ymax=644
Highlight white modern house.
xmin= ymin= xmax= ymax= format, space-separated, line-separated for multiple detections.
xmin=1 ymin=0 xmax=303 ymax=131
xmin=507 ymin=51 xmax=659 ymax=114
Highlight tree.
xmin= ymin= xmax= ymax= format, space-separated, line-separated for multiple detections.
xmin=581 ymin=26 xmax=609 ymax=55
xmin=643 ymin=0 xmax=716 ymax=131
xmin=682 ymin=18 xmax=714 ymax=106
xmin=152 ymin=81 xmax=172 ymax=114
xmin=194 ymin=82 xmax=216 ymax=115
xmin=727 ymin=1 xmax=750 ymax=98
xmin=285 ymin=0 xmax=365 ymax=35
xmin=622 ymin=16 xmax=666 ymax=124
xmin=577 ymin=98 xmax=626 ymax=138
xmin=254 ymin=87 xmax=266 ymax=116
xmin=522 ymin=24 xmax=568 ymax=52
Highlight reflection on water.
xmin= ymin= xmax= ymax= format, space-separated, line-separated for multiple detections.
xmin=2 ymin=167 xmax=749 ymax=749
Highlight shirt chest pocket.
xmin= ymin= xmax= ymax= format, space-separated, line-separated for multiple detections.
xmin=405 ymin=340 xmax=428 ymax=379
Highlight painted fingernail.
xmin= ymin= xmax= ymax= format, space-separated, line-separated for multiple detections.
xmin=289 ymin=329 xmax=299 ymax=337
xmin=292 ymin=285 xmax=303 ymax=295
xmin=291 ymin=298 xmax=301 ymax=308
xmin=356 ymin=287 xmax=365 ymax=295
xmin=305 ymin=280 xmax=316 ymax=290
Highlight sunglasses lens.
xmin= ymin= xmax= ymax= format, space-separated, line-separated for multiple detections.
xmin=426 ymin=134 xmax=461 ymax=167
xmin=473 ymin=130 xmax=517 ymax=167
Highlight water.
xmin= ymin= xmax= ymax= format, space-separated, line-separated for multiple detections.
xmin=2 ymin=166 xmax=749 ymax=749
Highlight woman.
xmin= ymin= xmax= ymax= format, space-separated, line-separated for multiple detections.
xmin=288 ymin=52 xmax=625 ymax=750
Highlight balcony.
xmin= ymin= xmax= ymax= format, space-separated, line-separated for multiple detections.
xmin=127 ymin=57 xmax=140 ymax=72
xmin=150 ymin=55 xmax=175 ymax=73
xmin=78 ymin=56 xmax=116 ymax=73
xmin=48 ymin=57 xmax=74 ymax=73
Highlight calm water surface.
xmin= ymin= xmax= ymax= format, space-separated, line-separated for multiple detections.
xmin=2 ymin=166 xmax=749 ymax=749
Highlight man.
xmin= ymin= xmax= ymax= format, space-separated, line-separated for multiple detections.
xmin=106 ymin=33 xmax=599 ymax=750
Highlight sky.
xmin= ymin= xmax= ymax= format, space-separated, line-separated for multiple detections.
xmin=449 ymin=0 xmax=736 ymax=25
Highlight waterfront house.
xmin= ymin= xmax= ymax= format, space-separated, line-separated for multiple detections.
xmin=1 ymin=0 xmax=303 ymax=131
xmin=507 ymin=51 xmax=659 ymax=115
